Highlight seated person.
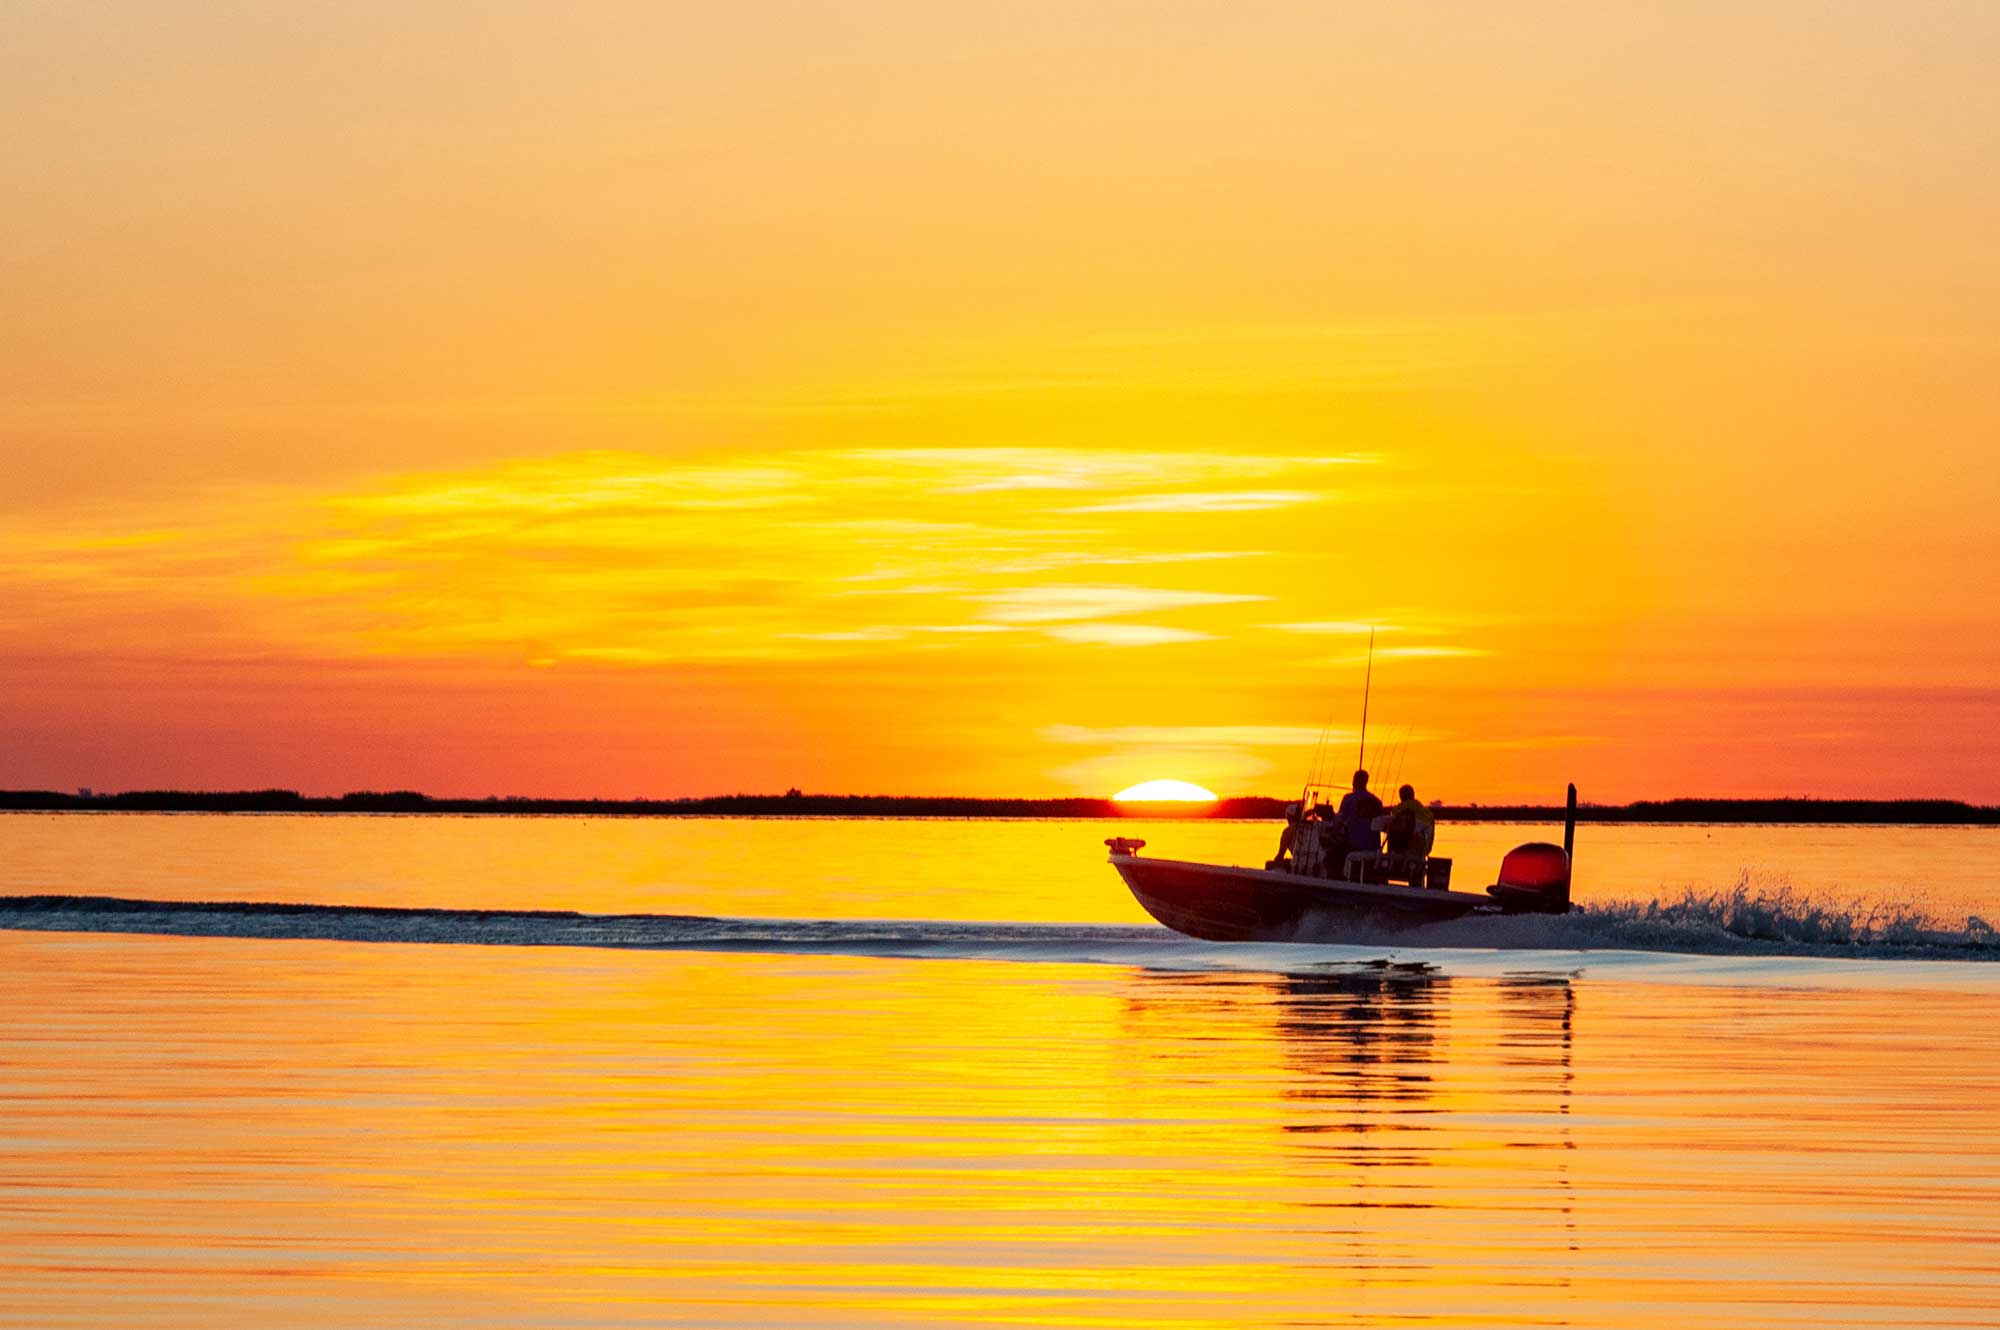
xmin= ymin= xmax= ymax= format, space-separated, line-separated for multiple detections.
xmin=1383 ymin=805 xmax=1415 ymax=854
xmin=1270 ymin=802 xmax=1304 ymax=868
xmin=1382 ymin=784 xmax=1433 ymax=856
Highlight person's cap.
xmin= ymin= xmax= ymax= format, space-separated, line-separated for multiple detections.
xmin=1400 ymin=784 xmax=1415 ymax=800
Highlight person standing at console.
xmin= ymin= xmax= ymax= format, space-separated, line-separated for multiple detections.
xmin=1337 ymin=770 xmax=1384 ymax=854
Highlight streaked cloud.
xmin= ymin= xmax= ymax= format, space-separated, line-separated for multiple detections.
xmin=1270 ymin=620 xmax=1401 ymax=636
xmin=0 ymin=449 xmax=1302 ymax=670
xmin=950 ymin=474 xmax=1087 ymax=494
xmin=1269 ymin=612 xmax=1500 ymax=635
xmin=979 ymin=585 xmax=1267 ymax=625
xmin=844 ymin=446 xmax=1373 ymax=497
xmin=1313 ymin=645 xmax=1493 ymax=664
xmin=1042 ymin=624 xmax=1213 ymax=646
xmin=982 ymin=550 xmax=1263 ymax=575
xmin=778 ymin=628 xmax=908 ymax=643
xmin=1063 ymin=490 xmax=1322 ymax=514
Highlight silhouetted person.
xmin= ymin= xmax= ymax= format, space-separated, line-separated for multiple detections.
xmin=1271 ymin=801 xmax=1304 ymax=869
xmin=1382 ymin=783 xmax=1434 ymax=855
xmin=1337 ymin=770 xmax=1383 ymax=854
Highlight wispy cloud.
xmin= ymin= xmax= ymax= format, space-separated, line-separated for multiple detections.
xmin=1269 ymin=613 xmax=1497 ymax=669
xmin=778 ymin=628 xmax=908 ymax=643
xmin=1314 ymin=645 xmax=1492 ymax=664
xmin=1269 ymin=620 xmax=1397 ymax=636
xmin=841 ymin=446 xmax=1373 ymax=497
xmin=1043 ymin=624 xmax=1213 ymax=646
xmin=1269 ymin=611 xmax=1501 ymax=635
xmin=1063 ymin=490 xmax=1322 ymax=514
xmin=0 ymin=446 xmax=1390 ymax=672
xmin=980 ymin=585 xmax=1267 ymax=624
xmin=950 ymin=474 xmax=1091 ymax=494
xmin=981 ymin=551 xmax=1263 ymax=575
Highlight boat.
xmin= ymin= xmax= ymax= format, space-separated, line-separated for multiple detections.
xmin=1107 ymin=784 xmax=1578 ymax=942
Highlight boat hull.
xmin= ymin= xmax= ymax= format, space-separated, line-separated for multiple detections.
xmin=1111 ymin=854 xmax=1491 ymax=942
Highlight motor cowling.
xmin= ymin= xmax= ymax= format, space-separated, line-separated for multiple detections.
xmin=1488 ymin=842 xmax=1572 ymax=914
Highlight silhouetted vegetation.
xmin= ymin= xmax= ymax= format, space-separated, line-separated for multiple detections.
xmin=2 ymin=789 xmax=1996 ymax=823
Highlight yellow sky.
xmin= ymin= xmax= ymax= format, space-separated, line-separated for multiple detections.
xmin=4 ymin=2 xmax=1997 ymax=799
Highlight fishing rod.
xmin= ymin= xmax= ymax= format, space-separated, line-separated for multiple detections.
xmin=1305 ymin=716 xmax=1333 ymax=795
xmin=1301 ymin=625 xmax=1379 ymax=807
xmin=1357 ymin=626 xmax=1375 ymax=772
xmin=1383 ymin=725 xmax=1412 ymax=797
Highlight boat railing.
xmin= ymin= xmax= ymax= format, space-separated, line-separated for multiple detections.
xmin=1276 ymin=820 xmax=1455 ymax=890
xmin=1341 ymin=851 xmax=1453 ymax=890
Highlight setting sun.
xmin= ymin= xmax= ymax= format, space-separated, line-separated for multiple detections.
xmin=1112 ymin=780 xmax=1218 ymax=803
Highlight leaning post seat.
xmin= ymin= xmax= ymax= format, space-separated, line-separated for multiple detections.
xmin=1487 ymin=842 xmax=1572 ymax=914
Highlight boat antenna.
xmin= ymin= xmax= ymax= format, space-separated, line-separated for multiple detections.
xmin=1357 ymin=626 xmax=1375 ymax=772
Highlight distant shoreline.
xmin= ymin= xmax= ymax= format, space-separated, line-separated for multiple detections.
xmin=3 ymin=790 xmax=1997 ymax=824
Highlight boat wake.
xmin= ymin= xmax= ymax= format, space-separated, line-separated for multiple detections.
xmin=2 ymin=887 xmax=1996 ymax=985
xmin=1303 ymin=879 xmax=1998 ymax=955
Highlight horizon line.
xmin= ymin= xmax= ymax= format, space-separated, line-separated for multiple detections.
xmin=5 ymin=788 xmax=1997 ymax=819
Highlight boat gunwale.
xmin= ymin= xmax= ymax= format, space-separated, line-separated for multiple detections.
xmin=1107 ymin=852 xmax=1497 ymax=910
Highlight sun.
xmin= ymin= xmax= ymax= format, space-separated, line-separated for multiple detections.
xmin=1112 ymin=779 xmax=1219 ymax=803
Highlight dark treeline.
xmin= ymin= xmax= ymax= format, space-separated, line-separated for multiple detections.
xmin=3 ymin=789 xmax=1998 ymax=824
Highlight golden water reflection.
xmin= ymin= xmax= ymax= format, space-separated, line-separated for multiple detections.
xmin=5 ymin=813 xmax=1999 ymax=924
xmin=2 ymin=932 xmax=1995 ymax=1328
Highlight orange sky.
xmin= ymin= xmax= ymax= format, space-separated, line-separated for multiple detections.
xmin=4 ymin=2 xmax=1998 ymax=801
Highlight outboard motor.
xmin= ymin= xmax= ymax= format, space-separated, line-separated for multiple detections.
xmin=1487 ymin=782 xmax=1579 ymax=914
xmin=1487 ymin=843 xmax=1571 ymax=914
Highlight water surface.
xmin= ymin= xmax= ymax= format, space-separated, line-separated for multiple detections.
xmin=5 ymin=812 xmax=1996 ymax=923
xmin=3 ymin=815 xmax=1996 ymax=1328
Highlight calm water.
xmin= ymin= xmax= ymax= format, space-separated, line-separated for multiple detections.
xmin=5 ymin=812 xmax=1999 ymax=923
xmin=4 ymin=814 xmax=1998 ymax=1328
